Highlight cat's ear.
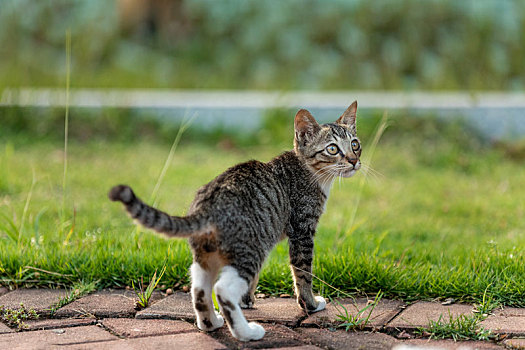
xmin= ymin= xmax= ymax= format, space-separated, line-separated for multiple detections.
xmin=295 ymin=109 xmax=320 ymax=144
xmin=337 ymin=101 xmax=357 ymax=132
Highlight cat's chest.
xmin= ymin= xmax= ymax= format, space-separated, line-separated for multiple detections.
xmin=320 ymin=180 xmax=334 ymax=211
xmin=320 ymin=180 xmax=333 ymax=199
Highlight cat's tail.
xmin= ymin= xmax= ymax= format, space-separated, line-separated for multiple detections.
xmin=108 ymin=184 xmax=205 ymax=238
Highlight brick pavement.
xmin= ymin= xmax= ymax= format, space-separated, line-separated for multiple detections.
xmin=0 ymin=288 xmax=523 ymax=349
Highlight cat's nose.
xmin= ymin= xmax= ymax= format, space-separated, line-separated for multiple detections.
xmin=348 ymin=158 xmax=358 ymax=166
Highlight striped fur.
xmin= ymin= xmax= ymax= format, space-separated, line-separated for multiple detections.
xmin=109 ymin=101 xmax=361 ymax=341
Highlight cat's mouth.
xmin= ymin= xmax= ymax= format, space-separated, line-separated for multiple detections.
xmin=340 ymin=169 xmax=357 ymax=178
xmin=338 ymin=163 xmax=360 ymax=178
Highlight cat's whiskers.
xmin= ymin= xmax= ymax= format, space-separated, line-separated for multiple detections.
xmin=327 ymin=164 xmax=352 ymax=180
xmin=306 ymin=165 xmax=343 ymax=196
xmin=307 ymin=164 xmax=341 ymax=188
xmin=322 ymin=167 xmax=345 ymax=190
xmin=364 ymin=164 xmax=383 ymax=178
xmin=360 ymin=163 xmax=384 ymax=183
xmin=313 ymin=171 xmax=336 ymax=195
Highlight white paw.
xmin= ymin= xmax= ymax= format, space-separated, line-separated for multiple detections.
xmin=247 ymin=322 xmax=265 ymax=340
xmin=234 ymin=322 xmax=265 ymax=342
xmin=312 ymin=296 xmax=326 ymax=312
xmin=215 ymin=313 xmax=225 ymax=328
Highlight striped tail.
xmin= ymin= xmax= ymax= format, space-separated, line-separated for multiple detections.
xmin=108 ymin=184 xmax=203 ymax=237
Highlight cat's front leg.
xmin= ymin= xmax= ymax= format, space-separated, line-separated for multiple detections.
xmin=288 ymin=236 xmax=326 ymax=313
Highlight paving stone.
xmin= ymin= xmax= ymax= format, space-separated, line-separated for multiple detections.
xmin=23 ymin=317 xmax=96 ymax=331
xmin=137 ymin=293 xmax=306 ymax=326
xmin=55 ymin=289 xmax=143 ymax=318
xmin=0 ymin=325 xmax=117 ymax=349
xmin=266 ymin=346 xmax=322 ymax=350
xmin=210 ymin=323 xmax=308 ymax=349
xmin=76 ymin=332 xmax=227 ymax=350
xmin=296 ymin=327 xmax=399 ymax=350
xmin=0 ymin=288 xmax=67 ymax=317
xmin=396 ymin=339 xmax=502 ymax=349
xmin=101 ymin=318 xmax=196 ymax=338
xmin=480 ymin=307 xmax=525 ymax=336
xmin=303 ymin=297 xmax=405 ymax=328
xmin=504 ymin=338 xmax=525 ymax=349
xmin=0 ymin=323 xmax=14 ymax=334
xmin=135 ymin=292 xmax=194 ymax=320
xmin=244 ymin=297 xmax=306 ymax=326
xmin=481 ymin=315 xmax=525 ymax=336
xmin=491 ymin=308 xmax=525 ymax=317
xmin=387 ymin=301 xmax=474 ymax=330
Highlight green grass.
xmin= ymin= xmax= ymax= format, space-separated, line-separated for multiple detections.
xmin=417 ymin=312 xmax=493 ymax=341
xmin=49 ymin=280 xmax=97 ymax=315
xmin=0 ymin=113 xmax=524 ymax=307
xmin=0 ymin=304 xmax=39 ymax=330
xmin=334 ymin=292 xmax=383 ymax=331
xmin=133 ymin=266 xmax=166 ymax=310
xmin=416 ymin=285 xmax=497 ymax=341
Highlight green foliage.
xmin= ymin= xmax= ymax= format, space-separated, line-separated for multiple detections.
xmin=417 ymin=285 xmax=497 ymax=340
xmin=133 ymin=266 xmax=167 ymax=309
xmin=472 ymin=286 xmax=499 ymax=317
xmin=417 ymin=312 xmax=492 ymax=341
xmin=1 ymin=1 xmax=525 ymax=90
xmin=50 ymin=281 xmax=98 ymax=314
xmin=0 ymin=303 xmax=39 ymax=330
xmin=334 ymin=292 xmax=383 ymax=331
xmin=0 ymin=107 xmax=181 ymax=145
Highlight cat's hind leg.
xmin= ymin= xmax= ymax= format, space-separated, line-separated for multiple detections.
xmin=240 ymin=272 xmax=258 ymax=309
xmin=214 ymin=266 xmax=265 ymax=341
xmin=191 ymin=262 xmax=224 ymax=332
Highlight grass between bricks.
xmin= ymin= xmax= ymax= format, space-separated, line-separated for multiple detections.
xmin=132 ymin=265 xmax=166 ymax=310
xmin=333 ymin=292 xmax=384 ymax=331
xmin=0 ymin=113 xmax=524 ymax=306
xmin=416 ymin=288 xmax=498 ymax=341
xmin=0 ymin=304 xmax=39 ymax=330
xmin=49 ymin=280 xmax=98 ymax=315
xmin=417 ymin=312 xmax=493 ymax=341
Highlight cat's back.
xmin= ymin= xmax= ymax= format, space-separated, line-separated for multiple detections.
xmin=189 ymin=156 xmax=290 ymax=214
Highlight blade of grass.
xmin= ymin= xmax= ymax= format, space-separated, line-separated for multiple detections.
xmin=24 ymin=266 xmax=74 ymax=278
xmin=32 ymin=208 xmax=47 ymax=245
xmin=333 ymin=291 xmax=383 ymax=331
xmin=130 ymin=112 xmax=196 ymax=240
xmin=50 ymin=280 xmax=97 ymax=315
xmin=19 ymin=170 xmax=37 ymax=245
xmin=133 ymin=265 xmax=167 ymax=309
xmin=149 ymin=113 xmax=197 ymax=206
xmin=61 ymin=29 xmax=71 ymax=232
xmin=293 ymin=266 xmax=355 ymax=299
xmin=62 ymin=207 xmax=76 ymax=246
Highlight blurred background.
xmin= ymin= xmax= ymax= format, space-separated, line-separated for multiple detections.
xmin=1 ymin=0 xmax=525 ymax=142
xmin=1 ymin=0 xmax=525 ymax=90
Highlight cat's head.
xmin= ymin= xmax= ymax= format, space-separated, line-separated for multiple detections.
xmin=294 ymin=101 xmax=361 ymax=178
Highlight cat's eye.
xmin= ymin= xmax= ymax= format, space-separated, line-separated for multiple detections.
xmin=351 ymin=140 xmax=360 ymax=151
xmin=326 ymin=144 xmax=339 ymax=155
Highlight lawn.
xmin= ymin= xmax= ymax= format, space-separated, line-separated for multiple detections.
xmin=0 ymin=111 xmax=524 ymax=307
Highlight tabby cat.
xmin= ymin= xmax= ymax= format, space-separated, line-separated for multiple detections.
xmin=108 ymin=101 xmax=361 ymax=341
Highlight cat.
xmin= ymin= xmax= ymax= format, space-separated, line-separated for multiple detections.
xmin=108 ymin=101 xmax=361 ymax=341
